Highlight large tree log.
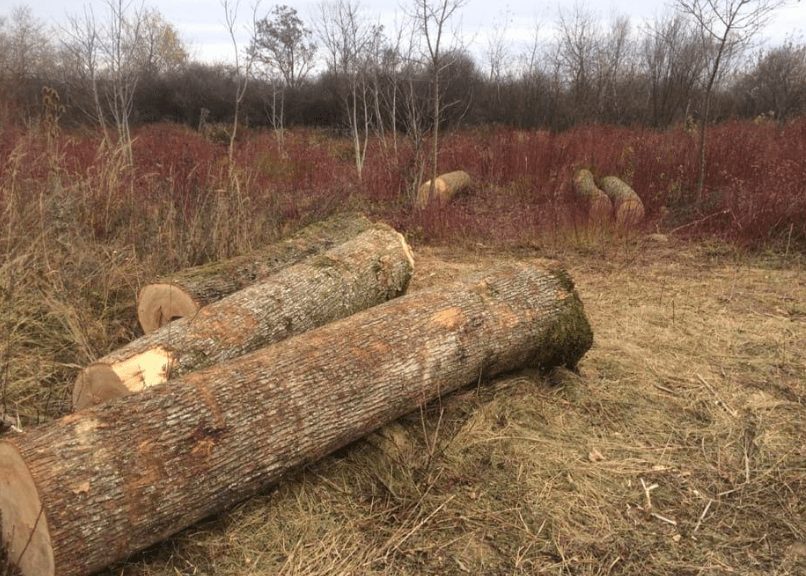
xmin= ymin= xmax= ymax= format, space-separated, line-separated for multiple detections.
xmin=0 ymin=263 xmax=592 ymax=576
xmin=573 ymin=168 xmax=613 ymax=226
xmin=137 ymin=212 xmax=373 ymax=333
xmin=599 ymin=176 xmax=645 ymax=228
xmin=74 ymin=225 xmax=414 ymax=410
xmin=416 ymin=170 xmax=472 ymax=208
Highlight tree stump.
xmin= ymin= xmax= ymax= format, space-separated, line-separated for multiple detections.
xmin=137 ymin=212 xmax=373 ymax=333
xmin=1 ymin=263 xmax=592 ymax=576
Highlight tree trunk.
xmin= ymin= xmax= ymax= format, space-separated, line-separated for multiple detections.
xmin=416 ymin=170 xmax=472 ymax=209
xmin=599 ymin=176 xmax=645 ymax=228
xmin=572 ymin=168 xmax=613 ymax=226
xmin=1 ymin=263 xmax=592 ymax=576
xmin=137 ymin=213 xmax=373 ymax=333
xmin=74 ymin=226 xmax=414 ymax=409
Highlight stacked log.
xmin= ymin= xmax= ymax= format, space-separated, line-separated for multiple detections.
xmin=73 ymin=225 xmax=414 ymax=409
xmin=599 ymin=176 xmax=645 ymax=228
xmin=1 ymin=263 xmax=592 ymax=576
xmin=572 ymin=168 xmax=612 ymax=225
xmin=416 ymin=170 xmax=472 ymax=208
xmin=137 ymin=212 xmax=373 ymax=333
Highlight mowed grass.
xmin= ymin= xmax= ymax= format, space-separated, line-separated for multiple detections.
xmin=82 ymin=240 xmax=802 ymax=576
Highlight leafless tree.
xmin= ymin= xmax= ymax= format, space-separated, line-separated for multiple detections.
xmin=317 ymin=0 xmax=383 ymax=180
xmin=62 ymin=7 xmax=108 ymax=138
xmin=486 ymin=10 xmax=511 ymax=101
xmin=676 ymin=0 xmax=786 ymax=199
xmin=643 ymin=15 xmax=706 ymax=127
xmin=739 ymin=39 xmax=806 ymax=120
xmin=222 ymin=0 xmax=258 ymax=165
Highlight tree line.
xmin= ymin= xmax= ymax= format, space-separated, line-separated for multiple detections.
xmin=2 ymin=1 xmax=803 ymax=132
xmin=2 ymin=0 xmax=803 ymax=133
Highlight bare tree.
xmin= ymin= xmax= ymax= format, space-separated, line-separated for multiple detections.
xmin=486 ymin=10 xmax=511 ymax=101
xmin=412 ymin=0 xmax=468 ymax=201
xmin=676 ymin=0 xmax=786 ymax=199
xmin=222 ymin=0 xmax=258 ymax=165
xmin=556 ymin=6 xmax=599 ymax=120
xmin=62 ymin=6 xmax=109 ymax=139
xmin=317 ymin=0 xmax=383 ymax=180
xmin=739 ymin=39 xmax=806 ymax=120
xmin=643 ymin=15 xmax=706 ymax=127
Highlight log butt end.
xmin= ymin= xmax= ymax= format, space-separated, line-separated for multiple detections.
xmin=73 ymin=347 xmax=175 ymax=410
xmin=588 ymin=192 xmax=613 ymax=226
xmin=615 ymin=200 xmax=645 ymax=228
xmin=137 ymin=283 xmax=200 ymax=333
xmin=72 ymin=365 xmax=128 ymax=410
xmin=0 ymin=442 xmax=54 ymax=576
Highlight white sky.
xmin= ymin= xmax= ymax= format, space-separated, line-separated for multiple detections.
xmin=5 ymin=0 xmax=805 ymax=64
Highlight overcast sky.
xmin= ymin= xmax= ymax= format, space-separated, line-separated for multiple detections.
xmin=6 ymin=0 xmax=805 ymax=64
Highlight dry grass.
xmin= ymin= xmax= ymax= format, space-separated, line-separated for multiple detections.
xmin=55 ymin=240 xmax=800 ymax=576
xmin=1 ymin=122 xmax=804 ymax=575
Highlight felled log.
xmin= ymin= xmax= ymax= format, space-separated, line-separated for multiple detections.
xmin=137 ymin=212 xmax=373 ymax=333
xmin=416 ymin=170 xmax=472 ymax=208
xmin=74 ymin=225 xmax=414 ymax=410
xmin=1 ymin=263 xmax=592 ymax=576
xmin=599 ymin=176 xmax=645 ymax=228
xmin=572 ymin=168 xmax=612 ymax=225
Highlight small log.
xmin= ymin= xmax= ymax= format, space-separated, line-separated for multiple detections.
xmin=599 ymin=176 xmax=645 ymax=228
xmin=416 ymin=170 xmax=472 ymax=208
xmin=137 ymin=212 xmax=373 ymax=333
xmin=573 ymin=168 xmax=612 ymax=225
xmin=74 ymin=225 xmax=414 ymax=409
xmin=1 ymin=263 xmax=592 ymax=576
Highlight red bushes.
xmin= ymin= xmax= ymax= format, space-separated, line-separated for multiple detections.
xmin=2 ymin=120 xmax=803 ymax=251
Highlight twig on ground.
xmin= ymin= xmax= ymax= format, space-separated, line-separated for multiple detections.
xmin=696 ymin=373 xmax=738 ymax=417
xmin=693 ymin=498 xmax=713 ymax=533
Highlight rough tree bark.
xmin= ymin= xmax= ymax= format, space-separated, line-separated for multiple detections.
xmin=137 ymin=212 xmax=373 ymax=333
xmin=572 ymin=168 xmax=613 ymax=226
xmin=0 ymin=262 xmax=592 ymax=576
xmin=416 ymin=170 xmax=472 ymax=208
xmin=74 ymin=225 xmax=415 ymax=410
xmin=599 ymin=176 xmax=645 ymax=228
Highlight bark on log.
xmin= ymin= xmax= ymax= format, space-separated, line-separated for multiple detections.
xmin=573 ymin=168 xmax=613 ymax=226
xmin=0 ymin=263 xmax=592 ymax=576
xmin=599 ymin=176 xmax=645 ymax=228
xmin=74 ymin=225 xmax=414 ymax=410
xmin=137 ymin=212 xmax=373 ymax=333
xmin=416 ymin=170 xmax=472 ymax=208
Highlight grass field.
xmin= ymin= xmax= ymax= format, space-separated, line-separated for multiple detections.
xmin=79 ymin=240 xmax=801 ymax=576
xmin=1 ymin=121 xmax=804 ymax=574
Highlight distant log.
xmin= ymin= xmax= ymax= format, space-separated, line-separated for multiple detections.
xmin=572 ymin=168 xmax=612 ymax=225
xmin=74 ymin=226 xmax=414 ymax=409
xmin=416 ymin=170 xmax=472 ymax=208
xmin=599 ymin=176 xmax=645 ymax=227
xmin=1 ymin=263 xmax=592 ymax=576
xmin=137 ymin=213 xmax=373 ymax=333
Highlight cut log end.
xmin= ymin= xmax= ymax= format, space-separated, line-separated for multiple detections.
xmin=137 ymin=284 xmax=200 ymax=333
xmin=73 ymin=347 xmax=176 ymax=410
xmin=0 ymin=442 xmax=54 ymax=576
